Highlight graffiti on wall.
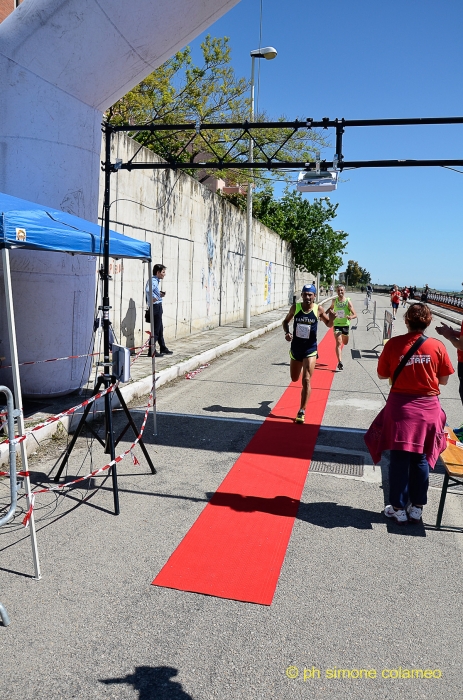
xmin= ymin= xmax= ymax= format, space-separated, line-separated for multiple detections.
xmin=226 ymin=239 xmax=245 ymax=311
xmin=264 ymin=261 xmax=273 ymax=304
xmin=201 ymin=229 xmax=218 ymax=317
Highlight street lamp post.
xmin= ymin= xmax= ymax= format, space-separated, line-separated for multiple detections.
xmin=243 ymin=46 xmax=277 ymax=328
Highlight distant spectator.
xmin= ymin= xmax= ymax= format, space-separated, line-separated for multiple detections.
xmin=390 ymin=285 xmax=401 ymax=320
xmin=421 ymin=283 xmax=429 ymax=303
xmin=145 ymin=264 xmax=173 ymax=357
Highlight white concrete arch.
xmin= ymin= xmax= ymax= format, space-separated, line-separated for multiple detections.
xmin=0 ymin=0 xmax=239 ymax=395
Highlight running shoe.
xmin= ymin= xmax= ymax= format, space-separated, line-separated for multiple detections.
xmin=337 ymin=362 xmax=344 ymax=371
xmin=295 ymin=410 xmax=305 ymax=424
xmin=384 ymin=505 xmax=408 ymax=524
xmin=407 ymin=504 xmax=423 ymax=524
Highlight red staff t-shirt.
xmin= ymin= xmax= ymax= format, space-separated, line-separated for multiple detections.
xmin=391 ymin=291 xmax=401 ymax=304
xmin=378 ymin=332 xmax=454 ymax=395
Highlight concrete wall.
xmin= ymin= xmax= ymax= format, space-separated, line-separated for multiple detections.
xmin=100 ymin=133 xmax=306 ymax=349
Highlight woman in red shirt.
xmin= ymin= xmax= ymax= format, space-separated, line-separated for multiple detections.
xmin=365 ymin=303 xmax=454 ymax=524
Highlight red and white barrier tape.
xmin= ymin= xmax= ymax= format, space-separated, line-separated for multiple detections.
xmin=185 ymin=364 xmax=210 ymax=380
xmin=0 ymin=335 xmax=153 ymax=446
xmin=21 ymin=383 xmax=154 ymax=527
xmin=131 ymin=334 xmax=152 ymax=365
xmin=0 ymin=339 xmax=150 ymax=371
xmin=1 ymin=334 xmax=155 ymax=527
xmin=0 ymin=382 xmax=117 ymax=447
xmin=0 ymin=351 xmax=100 ymax=371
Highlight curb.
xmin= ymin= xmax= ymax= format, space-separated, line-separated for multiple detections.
xmin=0 ymin=315 xmax=285 ymax=467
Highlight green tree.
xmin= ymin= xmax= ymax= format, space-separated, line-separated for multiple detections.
xmin=345 ymin=260 xmax=371 ymax=286
xmin=252 ymin=186 xmax=348 ymax=279
xmin=107 ymin=36 xmax=328 ymax=185
xmin=359 ymin=266 xmax=371 ymax=284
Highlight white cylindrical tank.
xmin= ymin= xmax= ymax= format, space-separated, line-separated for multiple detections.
xmin=0 ymin=252 xmax=96 ymax=397
xmin=0 ymin=0 xmax=239 ymax=396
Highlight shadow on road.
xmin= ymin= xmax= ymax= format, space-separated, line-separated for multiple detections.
xmin=100 ymin=665 xmax=192 ymax=699
xmin=204 ymin=493 xmax=426 ymax=535
xmin=203 ymin=400 xmax=273 ymax=417
xmin=208 ymin=492 xmax=299 ymax=515
xmin=297 ymin=500 xmax=385 ymax=530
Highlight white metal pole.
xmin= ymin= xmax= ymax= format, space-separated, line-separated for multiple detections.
xmin=243 ymin=56 xmax=255 ymax=329
xmin=148 ymin=262 xmax=157 ymax=437
xmin=2 ymin=248 xmax=41 ymax=580
xmin=316 ymin=272 xmax=320 ymax=302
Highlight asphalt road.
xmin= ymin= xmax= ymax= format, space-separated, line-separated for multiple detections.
xmin=1 ymin=293 xmax=463 ymax=700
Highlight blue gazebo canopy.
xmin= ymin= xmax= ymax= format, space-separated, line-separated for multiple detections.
xmin=0 ymin=191 xmax=150 ymax=261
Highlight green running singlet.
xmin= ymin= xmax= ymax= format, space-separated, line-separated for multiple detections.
xmin=333 ymin=297 xmax=351 ymax=327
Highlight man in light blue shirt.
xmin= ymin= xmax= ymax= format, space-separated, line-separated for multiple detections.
xmin=145 ymin=264 xmax=173 ymax=356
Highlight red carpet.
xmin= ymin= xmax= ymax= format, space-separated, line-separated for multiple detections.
xmin=152 ymin=332 xmax=338 ymax=605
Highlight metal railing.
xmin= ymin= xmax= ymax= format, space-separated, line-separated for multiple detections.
xmin=0 ymin=385 xmax=19 ymax=627
xmin=383 ymin=311 xmax=393 ymax=344
xmin=426 ymin=292 xmax=463 ymax=314
xmin=367 ymin=300 xmax=381 ymax=331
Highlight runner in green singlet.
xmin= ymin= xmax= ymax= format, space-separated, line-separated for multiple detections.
xmin=328 ymin=285 xmax=357 ymax=371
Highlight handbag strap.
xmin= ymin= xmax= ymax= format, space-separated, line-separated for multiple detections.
xmin=391 ymin=335 xmax=428 ymax=387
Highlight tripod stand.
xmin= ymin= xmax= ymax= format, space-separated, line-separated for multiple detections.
xmin=53 ymin=123 xmax=155 ymax=514
xmin=53 ymin=374 xmax=156 ymax=513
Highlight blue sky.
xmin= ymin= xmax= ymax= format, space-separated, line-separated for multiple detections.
xmin=189 ymin=0 xmax=463 ymax=290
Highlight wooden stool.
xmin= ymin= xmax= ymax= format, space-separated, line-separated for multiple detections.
xmin=436 ymin=428 xmax=463 ymax=529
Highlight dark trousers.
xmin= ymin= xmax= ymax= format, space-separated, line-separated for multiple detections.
xmin=458 ymin=362 xmax=463 ymax=409
xmin=389 ymin=450 xmax=429 ymax=509
xmin=150 ymin=303 xmax=165 ymax=352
